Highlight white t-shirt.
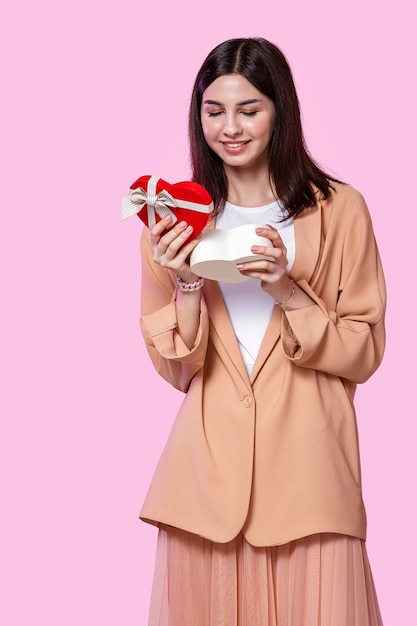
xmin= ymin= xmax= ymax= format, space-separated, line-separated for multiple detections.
xmin=216 ymin=201 xmax=295 ymax=375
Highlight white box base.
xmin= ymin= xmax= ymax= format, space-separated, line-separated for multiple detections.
xmin=190 ymin=224 xmax=274 ymax=283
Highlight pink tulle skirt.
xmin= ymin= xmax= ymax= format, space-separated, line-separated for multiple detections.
xmin=148 ymin=525 xmax=383 ymax=626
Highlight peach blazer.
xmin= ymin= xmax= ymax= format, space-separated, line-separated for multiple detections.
xmin=139 ymin=183 xmax=386 ymax=547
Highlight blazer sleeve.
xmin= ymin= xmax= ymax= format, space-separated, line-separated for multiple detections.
xmin=139 ymin=227 xmax=209 ymax=392
xmin=281 ymin=192 xmax=386 ymax=383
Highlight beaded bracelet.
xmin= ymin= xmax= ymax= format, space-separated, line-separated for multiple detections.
xmin=176 ymin=274 xmax=205 ymax=292
xmin=276 ymin=279 xmax=296 ymax=306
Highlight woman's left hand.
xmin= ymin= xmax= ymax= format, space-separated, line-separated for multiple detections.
xmin=236 ymin=225 xmax=294 ymax=303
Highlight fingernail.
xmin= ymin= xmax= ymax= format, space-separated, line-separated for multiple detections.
xmin=185 ymin=225 xmax=193 ymax=233
xmin=236 ymin=264 xmax=245 ymax=269
xmin=251 ymin=246 xmax=260 ymax=252
xmin=178 ymin=221 xmax=187 ymax=228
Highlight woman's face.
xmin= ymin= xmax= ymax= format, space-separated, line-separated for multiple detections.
xmin=201 ymin=74 xmax=275 ymax=172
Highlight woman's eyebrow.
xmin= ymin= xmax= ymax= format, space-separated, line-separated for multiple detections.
xmin=203 ymin=98 xmax=264 ymax=106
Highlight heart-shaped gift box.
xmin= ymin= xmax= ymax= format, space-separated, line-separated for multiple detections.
xmin=121 ymin=175 xmax=214 ymax=239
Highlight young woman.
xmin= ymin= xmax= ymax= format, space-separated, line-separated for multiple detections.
xmin=138 ymin=37 xmax=385 ymax=625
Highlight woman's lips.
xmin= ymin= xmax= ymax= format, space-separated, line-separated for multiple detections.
xmin=221 ymin=140 xmax=251 ymax=153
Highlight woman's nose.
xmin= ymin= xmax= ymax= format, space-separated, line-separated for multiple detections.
xmin=223 ymin=113 xmax=242 ymax=136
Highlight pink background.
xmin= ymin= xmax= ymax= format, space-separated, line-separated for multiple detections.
xmin=1 ymin=0 xmax=415 ymax=624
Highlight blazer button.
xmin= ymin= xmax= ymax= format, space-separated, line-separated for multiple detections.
xmin=243 ymin=396 xmax=253 ymax=408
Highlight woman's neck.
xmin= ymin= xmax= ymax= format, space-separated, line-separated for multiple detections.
xmin=224 ymin=166 xmax=277 ymax=208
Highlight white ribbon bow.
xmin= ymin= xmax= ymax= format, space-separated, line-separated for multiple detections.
xmin=121 ymin=175 xmax=178 ymax=228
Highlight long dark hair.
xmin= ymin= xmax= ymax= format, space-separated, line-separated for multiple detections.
xmin=189 ymin=37 xmax=338 ymax=218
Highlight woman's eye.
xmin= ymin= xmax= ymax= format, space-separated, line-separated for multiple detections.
xmin=207 ymin=111 xmax=223 ymax=117
xmin=241 ymin=111 xmax=257 ymax=117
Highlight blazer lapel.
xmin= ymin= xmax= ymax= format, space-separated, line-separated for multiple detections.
xmin=290 ymin=192 xmax=322 ymax=283
xmin=249 ymin=304 xmax=282 ymax=383
xmin=202 ymin=278 xmax=252 ymax=388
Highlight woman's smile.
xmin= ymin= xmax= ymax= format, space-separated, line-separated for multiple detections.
xmin=221 ymin=140 xmax=251 ymax=153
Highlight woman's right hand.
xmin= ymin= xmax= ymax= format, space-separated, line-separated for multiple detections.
xmin=150 ymin=215 xmax=201 ymax=283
